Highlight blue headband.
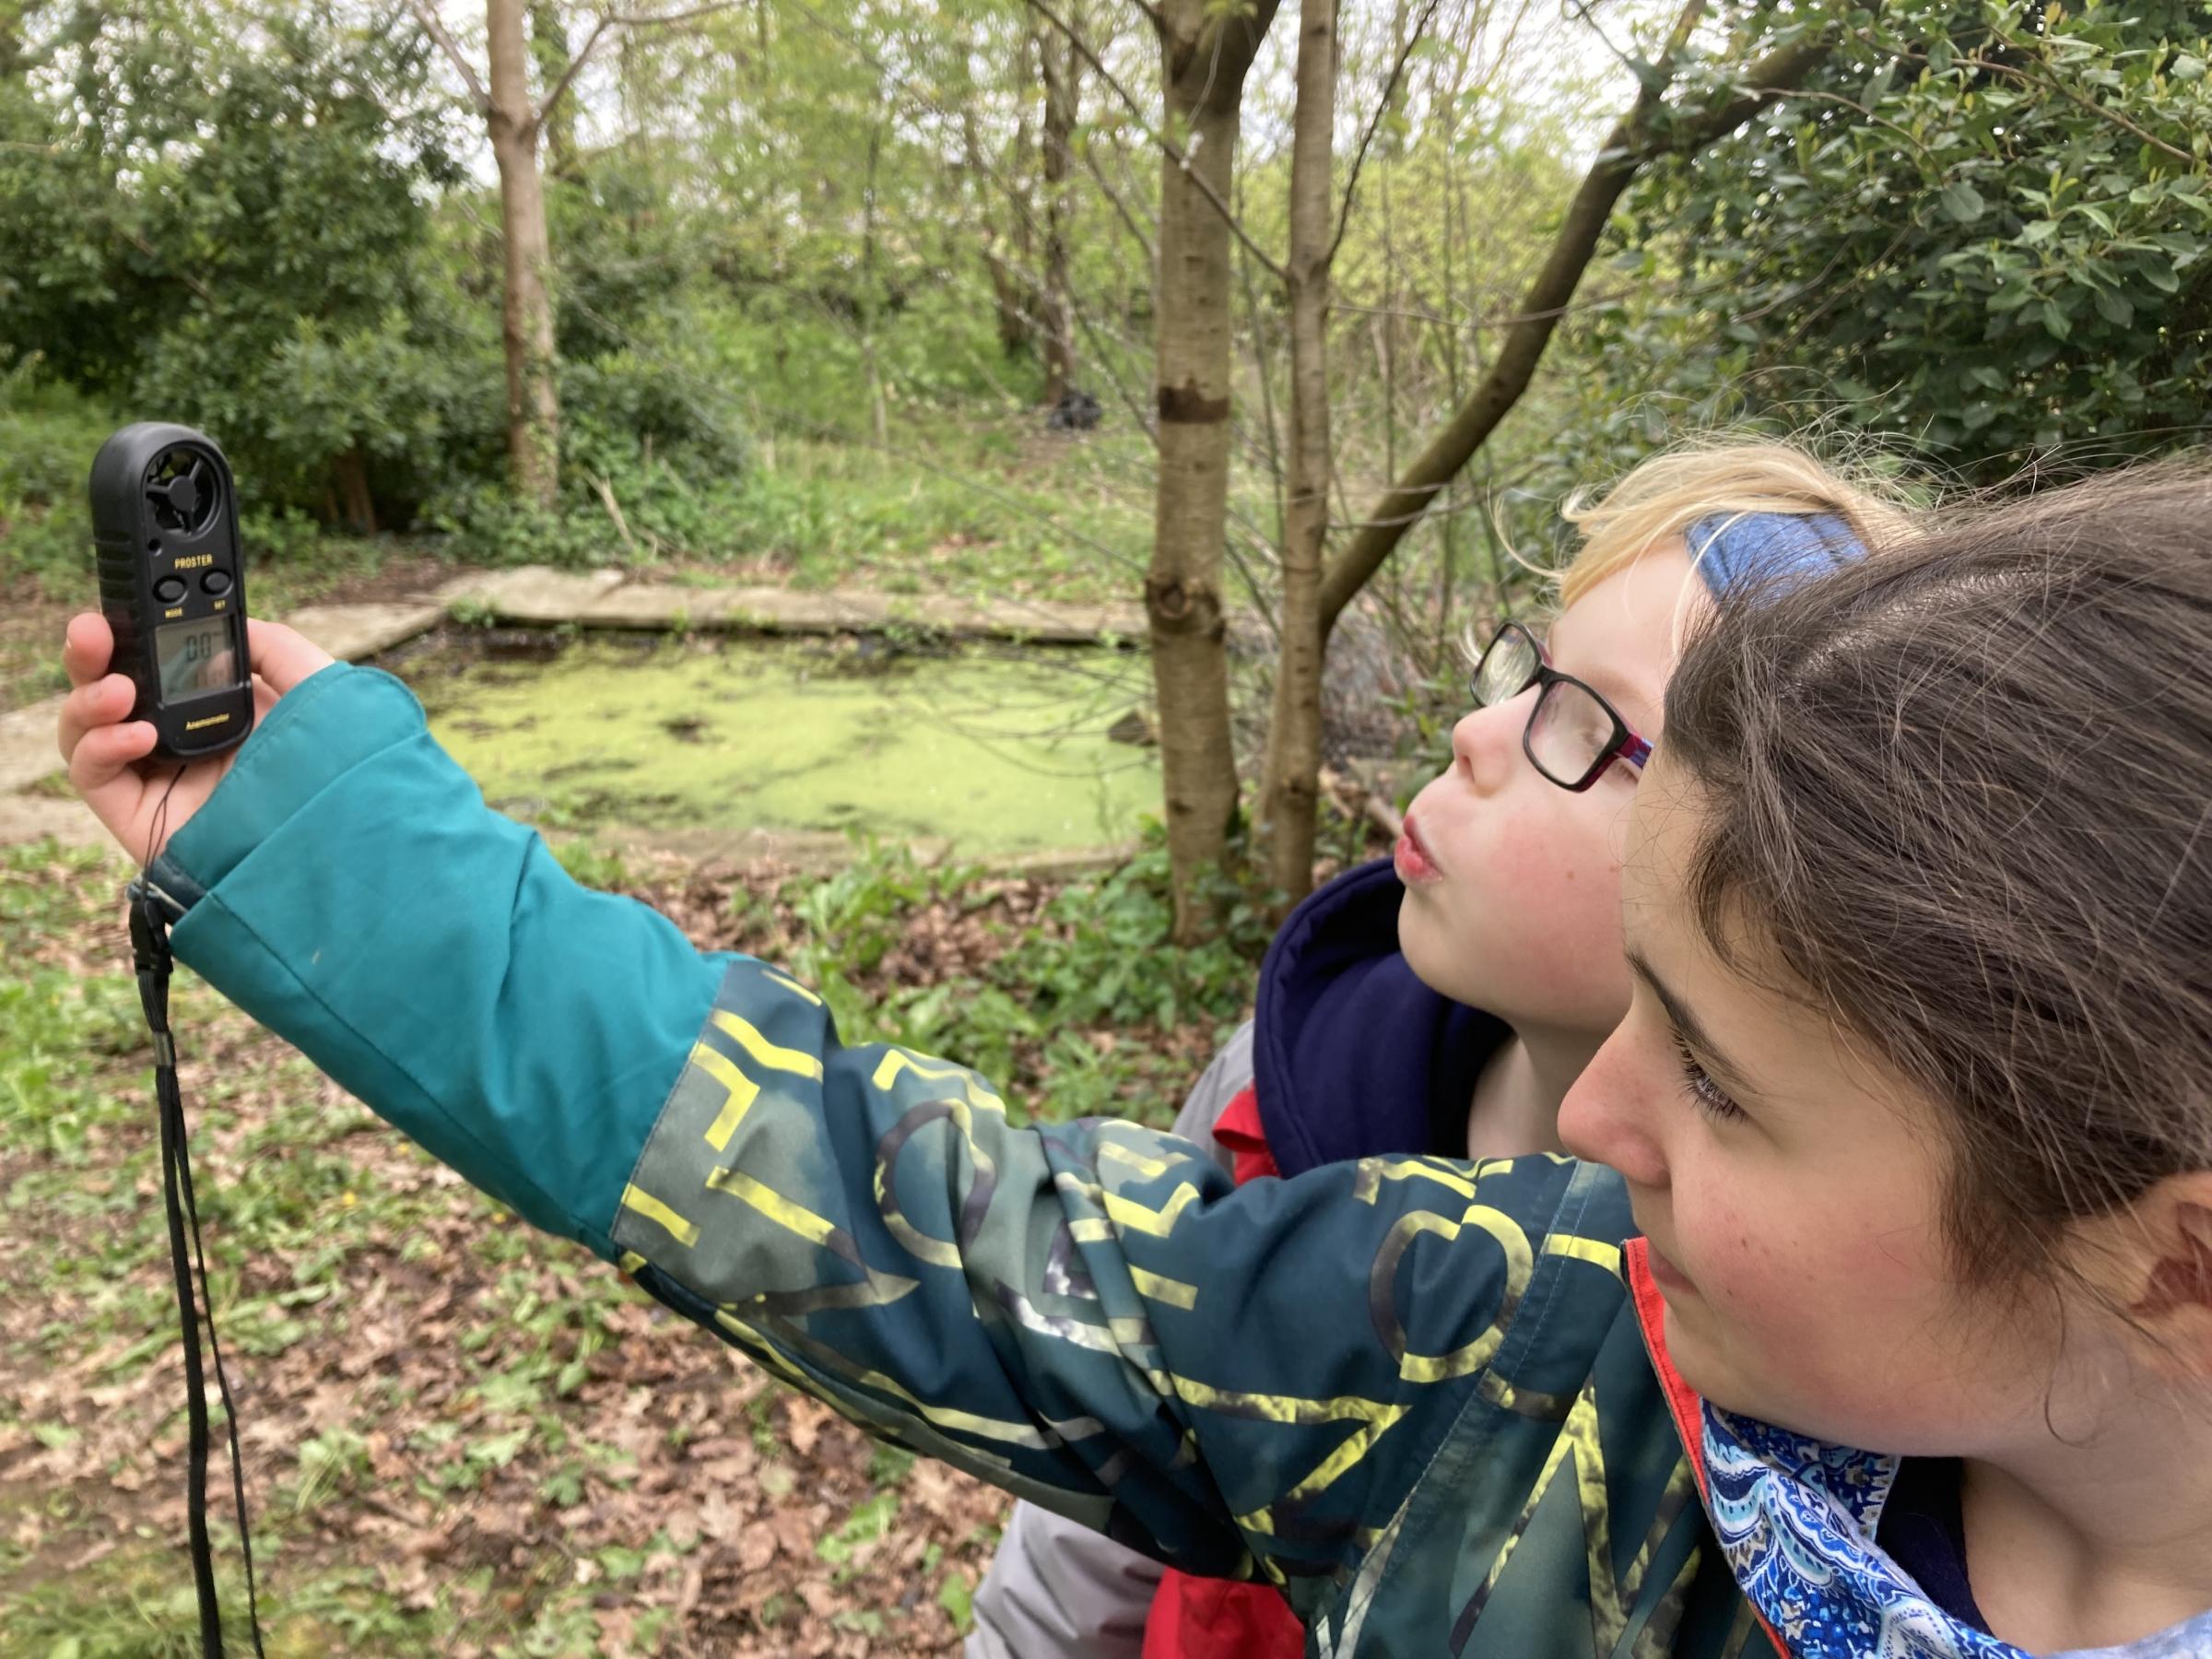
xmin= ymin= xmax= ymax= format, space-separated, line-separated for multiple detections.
xmin=1686 ymin=511 xmax=1866 ymax=594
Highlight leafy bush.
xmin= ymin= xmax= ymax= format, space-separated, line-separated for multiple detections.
xmin=0 ymin=364 xmax=111 ymax=583
xmin=1588 ymin=0 xmax=2212 ymax=481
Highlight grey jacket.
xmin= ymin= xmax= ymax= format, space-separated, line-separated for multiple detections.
xmin=965 ymin=1022 xmax=1254 ymax=1659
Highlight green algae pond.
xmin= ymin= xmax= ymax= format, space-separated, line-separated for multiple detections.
xmin=389 ymin=629 xmax=1162 ymax=855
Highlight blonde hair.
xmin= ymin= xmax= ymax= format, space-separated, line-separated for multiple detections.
xmin=1555 ymin=439 xmax=1921 ymax=607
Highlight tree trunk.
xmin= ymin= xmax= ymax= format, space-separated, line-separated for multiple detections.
xmin=1315 ymin=8 xmax=1831 ymax=634
xmin=333 ymin=447 xmax=378 ymax=535
xmin=488 ymin=0 xmax=560 ymax=510
xmin=1038 ymin=19 xmax=1080 ymax=406
xmin=530 ymin=1 xmax=579 ymax=182
xmin=1147 ymin=0 xmax=1283 ymax=942
xmin=961 ymin=109 xmax=1037 ymax=358
xmin=861 ymin=117 xmax=890 ymax=448
xmin=1256 ymin=0 xmax=1338 ymax=911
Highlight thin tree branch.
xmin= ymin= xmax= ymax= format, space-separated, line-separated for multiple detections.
xmin=535 ymin=13 xmax=618 ymax=123
xmin=1922 ymin=41 xmax=2195 ymax=165
xmin=1318 ymin=4 xmax=1838 ymax=635
xmin=1327 ymin=0 xmax=1447 ymax=266
xmin=402 ymin=0 xmax=491 ymax=112
xmin=1021 ymin=0 xmax=1288 ymax=284
xmin=1077 ymin=133 xmax=1156 ymax=275
xmin=540 ymin=3 xmax=747 ymax=122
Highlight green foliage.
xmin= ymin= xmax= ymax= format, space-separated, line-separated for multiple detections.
xmin=0 ymin=2 xmax=481 ymax=519
xmin=0 ymin=362 xmax=112 ymax=582
xmin=1587 ymin=0 xmax=2212 ymax=480
xmin=769 ymin=834 xmax=1266 ymax=1126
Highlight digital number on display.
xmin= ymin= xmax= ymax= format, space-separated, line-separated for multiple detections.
xmin=155 ymin=618 xmax=241 ymax=701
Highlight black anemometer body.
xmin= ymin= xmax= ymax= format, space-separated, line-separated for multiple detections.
xmin=92 ymin=424 xmax=253 ymax=762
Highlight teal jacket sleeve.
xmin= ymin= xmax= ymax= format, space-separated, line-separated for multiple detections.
xmin=152 ymin=665 xmax=1635 ymax=1596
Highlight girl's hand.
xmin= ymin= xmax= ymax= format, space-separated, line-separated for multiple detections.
xmin=57 ymin=614 xmax=336 ymax=865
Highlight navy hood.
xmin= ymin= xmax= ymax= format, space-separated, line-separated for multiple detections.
xmin=1250 ymin=858 xmax=1507 ymax=1178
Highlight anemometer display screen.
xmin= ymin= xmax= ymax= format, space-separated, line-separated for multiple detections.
xmin=154 ymin=618 xmax=241 ymax=700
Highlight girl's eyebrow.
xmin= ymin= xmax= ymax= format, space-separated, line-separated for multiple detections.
xmin=1626 ymin=948 xmax=1762 ymax=1097
xmin=1542 ymin=624 xmax=1641 ymax=709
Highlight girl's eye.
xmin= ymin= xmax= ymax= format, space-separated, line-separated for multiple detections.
xmin=1671 ymin=1030 xmax=1746 ymax=1124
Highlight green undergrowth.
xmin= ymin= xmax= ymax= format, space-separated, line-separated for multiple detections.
xmin=735 ymin=833 xmax=1274 ymax=1128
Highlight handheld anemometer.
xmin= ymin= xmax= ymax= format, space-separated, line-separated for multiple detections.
xmin=91 ymin=424 xmax=253 ymax=762
xmin=92 ymin=422 xmax=265 ymax=1657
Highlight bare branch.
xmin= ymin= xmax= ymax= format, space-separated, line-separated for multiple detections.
xmin=1077 ymin=132 xmax=1156 ymax=269
xmin=609 ymin=0 xmax=750 ymax=22
xmin=1317 ymin=3 xmax=1840 ymax=634
xmin=403 ymin=0 xmax=492 ymax=112
xmin=1021 ymin=0 xmax=1288 ymax=285
xmin=536 ymin=13 xmax=618 ymax=124
xmin=1327 ymin=0 xmax=1447 ymax=266
xmin=540 ymin=3 xmax=746 ymax=122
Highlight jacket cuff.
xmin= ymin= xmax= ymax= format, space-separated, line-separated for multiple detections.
xmin=146 ymin=664 xmax=415 ymax=913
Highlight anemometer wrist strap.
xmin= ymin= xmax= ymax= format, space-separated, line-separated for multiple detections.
xmin=128 ymin=881 xmax=265 ymax=1657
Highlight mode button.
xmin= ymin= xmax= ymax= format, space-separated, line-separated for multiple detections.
xmin=153 ymin=576 xmax=186 ymax=604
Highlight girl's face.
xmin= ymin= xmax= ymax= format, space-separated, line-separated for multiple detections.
xmin=1396 ymin=544 xmax=1696 ymax=1038
xmin=1557 ymin=762 xmax=2090 ymax=1453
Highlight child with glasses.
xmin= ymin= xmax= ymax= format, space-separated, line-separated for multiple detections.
xmin=970 ymin=445 xmax=1911 ymax=1659
xmin=55 ymin=456 xmax=2212 ymax=1656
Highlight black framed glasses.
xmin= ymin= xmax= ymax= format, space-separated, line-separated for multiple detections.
xmin=1469 ymin=621 xmax=1653 ymax=792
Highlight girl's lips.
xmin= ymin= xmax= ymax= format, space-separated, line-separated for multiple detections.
xmin=1643 ymin=1239 xmax=1696 ymax=1294
xmin=1394 ymin=812 xmax=1444 ymax=885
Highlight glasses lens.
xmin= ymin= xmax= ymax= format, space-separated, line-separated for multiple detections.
xmin=1526 ymin=680 xmax=1618 ymax=786
xmin=1474 ymin=627 xmax=1539 ymax=707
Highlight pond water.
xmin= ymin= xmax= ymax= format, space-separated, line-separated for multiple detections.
xmin=394 ymin=631 xmax=1162 ymax=854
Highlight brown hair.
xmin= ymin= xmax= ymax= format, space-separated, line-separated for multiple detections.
xmin=1663 ymin=458 xmax=2212 ymax=1291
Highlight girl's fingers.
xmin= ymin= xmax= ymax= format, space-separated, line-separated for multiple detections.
xmin=66 ymin=719 xmax=159 ymax=811
xmin=62 ymin=613 xmax=116 ymax=688
xmin=245 ymin=620 xmax=335 ymax=695
xmin=56 ymin=673 xmax=138 ymax=765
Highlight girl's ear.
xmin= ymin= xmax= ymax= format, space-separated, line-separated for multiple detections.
xmin=2116 ymin=1179 xmax=2212 ymax=1380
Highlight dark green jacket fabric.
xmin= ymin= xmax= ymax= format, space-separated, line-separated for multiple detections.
xmin=147 ymin=665 xmax=1772 ymax=1658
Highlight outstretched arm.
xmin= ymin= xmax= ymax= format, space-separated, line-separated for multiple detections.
xmin=128 ymin=665 xmax=1622 ymax=1597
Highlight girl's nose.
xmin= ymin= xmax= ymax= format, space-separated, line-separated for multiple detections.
xmin=1558 ymin=1021 xmax=1669 ymax=1192
xmin=1451 ymin=695 xmax=1533 ymax=798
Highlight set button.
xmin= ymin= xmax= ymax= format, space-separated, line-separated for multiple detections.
xmin=202 ymin=570 xmax=232 ymax=596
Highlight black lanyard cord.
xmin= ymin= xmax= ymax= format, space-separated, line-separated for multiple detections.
xmin=132 ymin=881 xmax=266 ymax=1658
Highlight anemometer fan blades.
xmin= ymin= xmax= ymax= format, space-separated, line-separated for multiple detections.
xmin=145 ymin=448 xmax=220 ymax=537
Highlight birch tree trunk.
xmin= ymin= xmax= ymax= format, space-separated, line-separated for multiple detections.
xmin=487 ymin=0 xmax=560 ymax=509
xmin=1147 ymin=0 xmax=1283 ymax=941
xmin=1256 ymin=0 xmax=1338 ymax=909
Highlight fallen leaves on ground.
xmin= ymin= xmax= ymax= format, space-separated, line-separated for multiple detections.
xmin=0 ymin=843 xmax=1248 ymax=1655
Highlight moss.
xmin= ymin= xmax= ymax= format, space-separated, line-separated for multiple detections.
xmin=403 ymin=634 xmax=1160 ymax=854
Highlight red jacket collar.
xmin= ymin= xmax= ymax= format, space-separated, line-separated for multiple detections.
xmin=1627 ymin=1238 xmax=1792 ymax=1659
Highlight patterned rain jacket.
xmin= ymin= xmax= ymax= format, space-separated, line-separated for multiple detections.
xmin=141 ymin=665 xmax=2212 ymax=1659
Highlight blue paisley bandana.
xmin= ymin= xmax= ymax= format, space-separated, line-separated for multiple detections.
xmin=1700 ymin=1406 xmax=2212 ymax=1659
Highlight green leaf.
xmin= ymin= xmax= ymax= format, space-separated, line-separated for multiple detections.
xmin=2173 ymin=53 xmax=2206 ymax=82
xmin=2094 ymin=288 xmax=2135 ymax=327
xmin=938 ymin=1572 xmax=976 ymax=1633
xmin=1986 ymin=282 xmax=2034 ymax=312
xmin=2144 ymin=259 xmax=2183 ymax=293
xmin=2038 ymin=298 xmax=2073 ymax=340
xmin=1940 ymin=182 xmax=1985 ymax=223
